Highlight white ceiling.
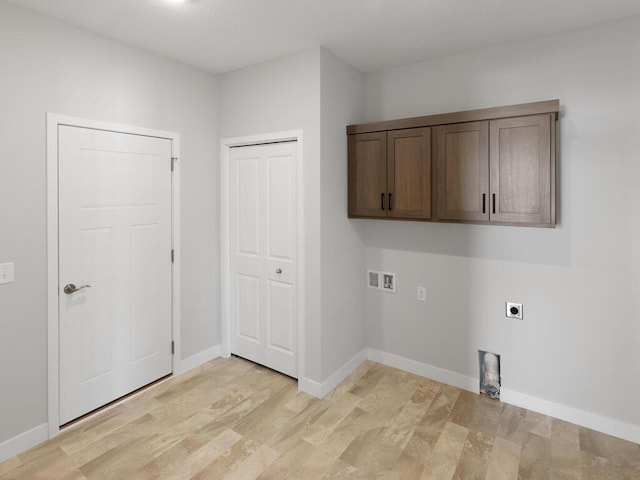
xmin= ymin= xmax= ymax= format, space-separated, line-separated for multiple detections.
xmin=7 ymin=0 xmax=640 ymax=73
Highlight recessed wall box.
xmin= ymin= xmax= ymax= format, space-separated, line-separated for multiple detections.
xmin=367 ymin=270 xmax=380 ymax=289
xmin=479 ymin=350 xmax=501 ymax=399
xmin=381 ymin=272 xmax=396 ymax=293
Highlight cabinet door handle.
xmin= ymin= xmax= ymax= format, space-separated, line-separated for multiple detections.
xmin=492 ymin=193 xmax=496 ymax=214
xmin=388 ymin=193 xmax=393 ymax=211
xmin=482 ymin=194 xmax=486 ymax=214
xmin=381 ymin=193 xmax=385 ymax=210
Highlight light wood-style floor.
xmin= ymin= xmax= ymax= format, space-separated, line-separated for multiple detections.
xmin=1 ymin=357 xmax=639 ymax=479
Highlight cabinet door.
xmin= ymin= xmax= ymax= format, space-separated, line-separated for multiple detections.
xmin=387 ymin=128 xmax=431 ymax=219
xmin=435 ymin=121 xmax=489 ymax=221
xmin=489 ymin=114 xmax=552 ymax=224
xmin=348 ymin=132 xmax=387 ymax=217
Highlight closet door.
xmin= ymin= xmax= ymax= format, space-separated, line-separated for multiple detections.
xmin=435 ymin=121 xmax=489 ymax=222
xmin=230 ymin=142 xmax=298 ymax=378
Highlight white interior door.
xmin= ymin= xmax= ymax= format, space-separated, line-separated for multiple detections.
xmin=58 ymin=125 xmax=173 ymax=425
xmin=230 ymin=142 xmax=298 ymax=377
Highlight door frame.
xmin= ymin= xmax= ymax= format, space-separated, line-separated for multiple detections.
xmin=220 ymin=130 xmax=306 ymax=384
xmin=46 ymin=114 xmax=181 ymax=439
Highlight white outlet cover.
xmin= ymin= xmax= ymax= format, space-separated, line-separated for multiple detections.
xmin=0 ymin=262 xmax=15 ymax=285
xmin=417 ymin=286 xmax=426 ymax=301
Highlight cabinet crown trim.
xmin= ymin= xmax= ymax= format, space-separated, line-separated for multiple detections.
xmin=346 ymin=99 xmax=559 ymax=135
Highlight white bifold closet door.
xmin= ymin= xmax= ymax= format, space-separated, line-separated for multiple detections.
xmin=58 ymin=126 xmax=173 ymax=425
xmin=229 ymin=141 xmax=297 ymax=378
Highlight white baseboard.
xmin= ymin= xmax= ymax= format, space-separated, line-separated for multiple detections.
xmin=298 ymin=349 xmax=368 ymax=398
xmin=0 ymin=346 xmax=223 ymax=463
xmin=367 ymin=348 xmax=479 ymax=394
xmin=320 ymin=349 xmax=368 ymax=397
xmin=366 ymin=348 xmax=640 ymax=445
xmin=174 ymin=344 xmax=222 ymax=376
xmin=298 ymin=377 xmax=323 ymax=398
xmin=5 ymin=348 xmax=635 ymax=467
xmin=501 ymin=388 xmax=640 ymax=445
xmin=0 ymin=423 xmax=48 ymax=463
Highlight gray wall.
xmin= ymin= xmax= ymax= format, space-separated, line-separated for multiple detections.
xmin=319 ymin=49 xmax=367 ymax=379
xmin=218 ymin=49 xmax=324 ymax=382
xmin=363 ymin=17 xmax=640 ymax=426
xmin=218 ymin=48 xmax=369 ymax=384
xmin=0 ymin=2 xmax=219 ymax=443
xmin=2 ymin=0 xmax=638 ymax=449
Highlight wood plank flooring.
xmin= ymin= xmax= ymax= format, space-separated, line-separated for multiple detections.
xmin=1 ymin=357 xmax=639 ymax=479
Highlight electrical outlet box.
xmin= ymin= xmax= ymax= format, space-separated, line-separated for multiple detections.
xmin=0 ymin=263 xmax=15 ymax=285
xmin=367 ymin=270 xmax=397 ymax=293
xmin=417 ymin=286 xmax=426 ymax=301
xmin=506 ymin=302 xmax=523 ymax=319
xmin=367 ymin=270 xmax=380 ymax=289
xmin=381 ymin=272 xmax=396 ymax=293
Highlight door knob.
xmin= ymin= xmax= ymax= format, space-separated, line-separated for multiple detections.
xmin=276 ymin=268 xmax=282 ymax=274
xmin=64 ymin=283 xmax=91 ymax=294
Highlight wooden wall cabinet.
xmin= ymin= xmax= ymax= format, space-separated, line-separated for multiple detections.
xmin=348 ymin=127 xmax=431 ymax=220
xmin=434 ymin=114 xmax=553 ymax=225
xmin=435 ymin=121 xmax=489 ymax=222
xmin=489 ymin=115 xmax=552 ymax=225
xmin=348 ymin=100 xmax=558 ymax=227
xmin=348 ymin=132 xmax=386 ymax=217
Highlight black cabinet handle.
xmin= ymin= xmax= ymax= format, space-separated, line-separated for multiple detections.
xmin=482 ymin=193 xmax=486 ymax=214
xmin=492 ymin=193 xmax=496 ymax=214
xmin=381 ymin=193 xmax=385 ymax=210
xmin=388 ymin=193 xmax=393 ymax=211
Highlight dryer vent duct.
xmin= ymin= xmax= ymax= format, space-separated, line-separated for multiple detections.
xmin=479 ymin=350 xmax=501 ymax=399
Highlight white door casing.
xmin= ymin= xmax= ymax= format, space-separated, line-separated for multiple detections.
xmin=230 ymin=142 xmax=298 ymax=377
xmin=220 ymin=131 xmax=305 ymax=385
xmin=47 ymin=115 xmax=181 ymax=437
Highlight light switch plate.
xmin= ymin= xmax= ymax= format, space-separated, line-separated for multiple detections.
xmin=0 ymin=263 xmax=14 ymax=285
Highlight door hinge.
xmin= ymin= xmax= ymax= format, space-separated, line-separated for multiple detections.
xmin=171 ymin=157 xmax=178 ymax=172
xmin=171 ymin=341 xmax=175 ymax=355
xmin=171 ymin=249 xmax=174 ymax=263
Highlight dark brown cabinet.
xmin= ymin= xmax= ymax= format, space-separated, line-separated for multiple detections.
xmin=435 ymin=121 xmax=489 ymax=222
xmin=434 ymin=114 xmax=553 ymax=225
xmin=489 ymin=115 xmax=553 ymax=225
xmin=347 ymin=100 xmax=558 ymax=227
xmin=349 ymin=128 xmax=431 ymax=219
xmin=348 ymin=132 xmax=386 ymax=217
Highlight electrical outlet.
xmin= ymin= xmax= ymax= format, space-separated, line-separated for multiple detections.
xmin=417 ymin=286 xmax=426 ymax=301
xmin=0 ymin=263 xmax=15 ymax=285
xmin=506 ymin=302 xmax=523 ymax=319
